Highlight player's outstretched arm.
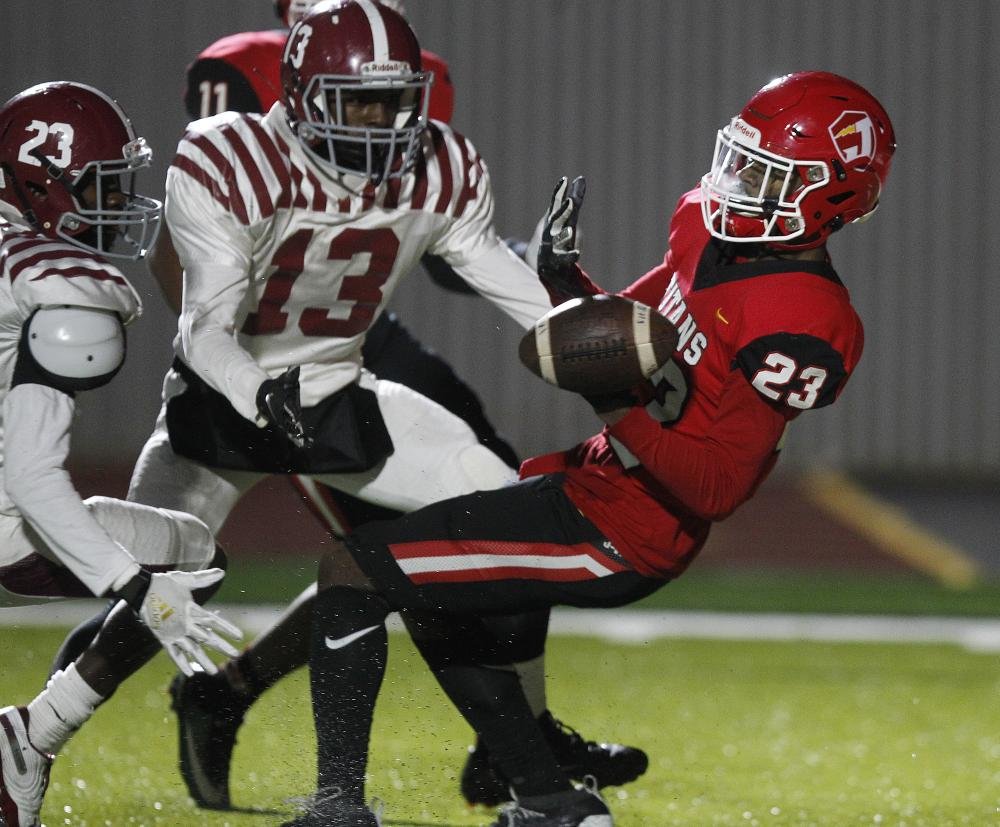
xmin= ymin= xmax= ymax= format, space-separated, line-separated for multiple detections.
xmin=114 ymin=568 xmax=243 ymax=676
xmin=536 ymin=176 xmax=602 ymax=304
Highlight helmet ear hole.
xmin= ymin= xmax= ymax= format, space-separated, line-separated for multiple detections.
xmin=826 ymin=191 xmax=854 ymax=205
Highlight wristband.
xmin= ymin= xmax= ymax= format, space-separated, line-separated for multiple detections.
xmin=112 ymin=569 xmax=152 ymax=612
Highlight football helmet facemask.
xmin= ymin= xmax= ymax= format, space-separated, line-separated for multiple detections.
xmin=0 ymin=81 xmax=162 ymax=259
xmin=281 ymin=0 xmax=431 ymax=182
xmin=700 ymin=71 xmax=895 ymax=250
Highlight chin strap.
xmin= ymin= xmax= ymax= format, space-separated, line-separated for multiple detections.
xmin=0 ymin=162 xmax=41 ymax=230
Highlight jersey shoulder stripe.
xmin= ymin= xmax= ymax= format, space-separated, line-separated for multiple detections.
xmin=172 ymin=112 xmax=333 ymax=224
xmin=218 ymin=121 xmax=274 ymax=219
xmin=411 ymin=122 xmax=486 ymax=220
xmin=0 ymin=226 xmax=139 ymax=320
xmin=246 ymin=118 xmax=294 ymax=207
xmin=1 ymin=231 xmax=127 ymax=287
xmin=452 ymin=131 xmax=485 ymax=219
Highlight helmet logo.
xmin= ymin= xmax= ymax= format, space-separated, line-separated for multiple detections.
xmin=17 ymin=120 xmax=74 ymax=169
xmin=829 ymin=111 xmax=876 ymax=165
xmin=361 ymin=61 xmax=411 ymax=76
xmin=729 ymin=117 xmax=761 ymax=147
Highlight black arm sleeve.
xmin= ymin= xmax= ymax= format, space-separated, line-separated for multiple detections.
xmin=420 ymin=253 xmax=477 ymax=295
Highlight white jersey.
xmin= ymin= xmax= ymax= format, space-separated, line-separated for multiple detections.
xmin=167 ymin=104 xmax=551 ymax=422
xmin=0 ymin=220 xmax=143 ymax=597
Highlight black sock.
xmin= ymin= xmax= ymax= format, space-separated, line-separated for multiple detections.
xmin=310 ymin=586 xmax=389 ymax=801
xmin=48 ymin=600 xmax=116 ymax=679
xmin=482 ymin=608 xmax=550 ymax=662
xmin=433 ymin=663 xmax=570 ymax=798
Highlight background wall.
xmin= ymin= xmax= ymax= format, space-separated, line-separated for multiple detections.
xmin=3 ymin=0 xmax=998 ymax=478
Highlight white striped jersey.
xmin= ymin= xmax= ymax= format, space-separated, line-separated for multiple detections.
xmin=167 ymin=103 xmax=551 ymax=423
xmin=0 ymin=221 xmax=141 ymax=462
xmin=0 ymin=221 xmax=143 ymax=596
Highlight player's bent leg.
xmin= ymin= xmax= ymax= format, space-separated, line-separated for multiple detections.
xmin=346 ymin=477 xmax=659 ymax=806
xmin=169 ymin=583 xmax=318 ymax=811
xmin=314 ymin=374 xmax=516 ymax=512
xmin=85 ymin=495 xmax=218 ymax=571
xmin=46 ymin=495 xmax=221 ymax=678
xmin=48 ymin=600 xmax=115 ymax=678
xmin=126 ymin=419 xmax=251 ymax=537
xmin=125 ymin=420 xmax=269 ymax=809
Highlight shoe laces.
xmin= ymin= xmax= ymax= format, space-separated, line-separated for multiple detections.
xmin=285 ymin=788 xmax=384 ymax=825
xmin=495 ymin=800 xmax=546 ymax=825
xmin=543 ymin=712 xmax=590 ymax=749
xmin=285 ymin=784 xmax=344 ymax=814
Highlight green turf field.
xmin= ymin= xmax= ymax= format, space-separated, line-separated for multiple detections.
xmin=3 ymin=626 xmax=999 ymax=826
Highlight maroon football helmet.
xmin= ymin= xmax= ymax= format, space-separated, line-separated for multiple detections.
xmin=281 ymin=0 xmax=431 ymax=181
xmin=700 ymin=71 xmax=896 ymax=250
xmin=275 ymin=0 xmax=409 ymax=32
xmin=0 ymin=81 xmax=161 ymax=259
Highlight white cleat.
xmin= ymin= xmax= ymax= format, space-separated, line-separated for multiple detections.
xmin=0 ymin=707 xmax=52 ymax=827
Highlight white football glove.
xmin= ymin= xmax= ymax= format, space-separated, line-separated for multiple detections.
xmin=138 ymin=569 xmax=243 ymax=677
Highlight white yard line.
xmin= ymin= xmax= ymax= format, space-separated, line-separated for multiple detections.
xmin=4 ymin=602 xmax=1000 ymax=652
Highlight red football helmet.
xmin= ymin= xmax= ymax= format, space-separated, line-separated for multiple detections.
xmin=700 ymin=71 xmax=895 ymax=249
xmin=281 ymin=0 xmax=431 ymax=181
xmin=0 ymin=81 xmax=161 ymax=259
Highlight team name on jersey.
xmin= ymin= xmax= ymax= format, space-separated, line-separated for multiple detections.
xmin=658 ymin=271 xmax=707 ymax=366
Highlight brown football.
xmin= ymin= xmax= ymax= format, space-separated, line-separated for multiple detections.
xmin=518 ymin=294 xmax=678 ymax=394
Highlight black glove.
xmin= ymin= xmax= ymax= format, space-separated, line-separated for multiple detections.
xmin=537 ymin=176 xmax=590 ymax=301
xmin=256 ymin=366 xmax=311 ymax=448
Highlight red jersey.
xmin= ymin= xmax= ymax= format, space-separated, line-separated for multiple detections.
xmin=184 ymin=29 xmax=455 ymax=123
xmin=521 ymin=189 xmax=864 ymax=578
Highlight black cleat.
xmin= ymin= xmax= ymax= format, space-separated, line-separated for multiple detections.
xmin=281 ymin=789 xmax=381 ymax=826
xmin=169 ymin=669 xmax=251 ymax=810
xmin=489 ymin=784 xmax=612 ymax=826
xmin=461 ymin=711 xmax=648 ymax=807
